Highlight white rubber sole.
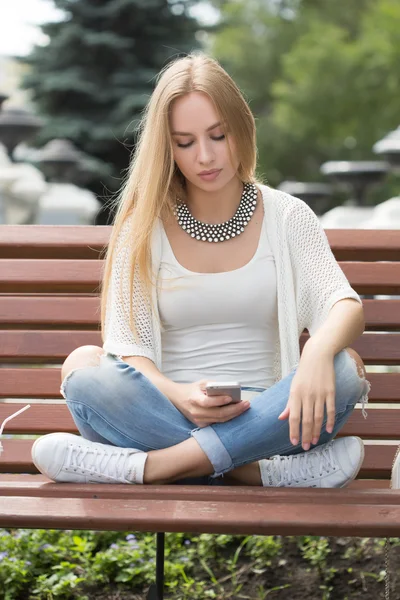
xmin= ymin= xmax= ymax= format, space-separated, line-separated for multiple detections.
xmin=339 ymin=436 xmax=365 ymax=488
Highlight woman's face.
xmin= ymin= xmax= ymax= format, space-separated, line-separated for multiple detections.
xmin=170 ymin=91 xmax=240 ymax=192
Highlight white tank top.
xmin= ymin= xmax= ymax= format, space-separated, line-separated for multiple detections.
xmin=157 ymin=221 xmax=278 ymax=388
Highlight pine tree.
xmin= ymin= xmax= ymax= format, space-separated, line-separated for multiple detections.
xmin=22 ymin=0 xmax=205 ymax=222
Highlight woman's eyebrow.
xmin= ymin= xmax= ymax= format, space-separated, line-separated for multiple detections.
xmin=171 ymin=121 xmax=222 ymax=136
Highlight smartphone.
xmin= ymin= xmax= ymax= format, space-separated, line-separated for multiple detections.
xmin=205 ymin=381 xmax=242 ymax=403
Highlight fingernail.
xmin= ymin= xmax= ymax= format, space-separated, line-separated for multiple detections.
xmin=303 ymin=443 xmax=310 ymax=451
xmin=243 ymin=402 xmax=250 ymax=409
xmin=326 ymin=427 xmax=333 ymax=434
xmin=312 ymin=437 xmax=319 ymax=445
xmin=291 ymin=438 xmax=298 ymax=446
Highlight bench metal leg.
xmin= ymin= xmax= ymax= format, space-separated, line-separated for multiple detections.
xmin=147 ymin=532 xmax=165 ymax=600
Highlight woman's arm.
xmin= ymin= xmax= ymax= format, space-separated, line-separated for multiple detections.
xmin=286 ymin=199 xmax=362 ymax=337
xmin=279 ymin=300 xmax=365 ymax=451
xmin=122 ymin=355 xmax=184 ymax=403
xmin=302 ymin=297 xmax=365 ymax=359
xmin=121 ymin=356 xmax=250 ymax=427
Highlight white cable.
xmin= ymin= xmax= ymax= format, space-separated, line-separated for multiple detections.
xmin=0 ymin=405 xmax=31 ymax=456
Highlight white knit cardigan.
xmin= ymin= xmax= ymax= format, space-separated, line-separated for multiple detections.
xmin=103 ymin=184 xmax=362 ymax=382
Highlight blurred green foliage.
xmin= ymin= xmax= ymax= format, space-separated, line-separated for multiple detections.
xmin=211 ymin=0 xmax=400 ymax=202
xmin=21 ymin=0 xmax=399 ymax=216
xmin=1 ymin=528 xmax=398 ymax=599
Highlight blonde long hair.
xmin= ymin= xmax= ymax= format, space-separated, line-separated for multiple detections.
xmin=100 ymin=52 xmax=261 ymax=341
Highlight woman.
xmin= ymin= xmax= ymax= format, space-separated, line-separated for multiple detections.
xmin=32 ymin=53 xmax=370 ymax=488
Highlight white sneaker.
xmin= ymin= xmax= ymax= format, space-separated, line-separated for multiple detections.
xmin=259 ymin=436 xmax=364 ymax=488
xmin=32 ymin=432 xmax=147 ymax=484
xmin=391 ymin=446 xmax=400 ymax=489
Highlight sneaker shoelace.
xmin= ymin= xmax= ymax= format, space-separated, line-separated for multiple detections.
xmin=65 ymin=443 xmax=130 ymax=482
xmin=269 ymin=442 xmax=337 ymax=486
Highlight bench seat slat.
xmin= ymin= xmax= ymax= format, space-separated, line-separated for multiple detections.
xmin=0 ymin=480 xmax=396 ymax=502
xmin=0 ymin=439 xmax=397 ymax=479
xmin=0 ymin=474 xmax=391 ymax=491
xmin=1 ymin=494 xmax=400 ymax=536
xmin=2 ymin=330 xmax=400 ymax=363
xmin=1 ymin=370 xmax=399 ymax=401
xmin=1 ymin=260 xmax=400 ymax=294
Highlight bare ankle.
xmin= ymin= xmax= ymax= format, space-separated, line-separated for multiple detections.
xmin=143 ymin=451 xmax=169 ymax=484
xmin=143 ymin=439 xmax=214 ymax=484
xmin=227 ymin=462 xmax=262 ymax=486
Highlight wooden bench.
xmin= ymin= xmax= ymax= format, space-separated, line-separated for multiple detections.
xmin=1 ymin=225 xmax=400 ymax=599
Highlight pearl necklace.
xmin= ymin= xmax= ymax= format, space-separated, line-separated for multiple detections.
xmin=173 ymin=182 xmax=258 ymax=243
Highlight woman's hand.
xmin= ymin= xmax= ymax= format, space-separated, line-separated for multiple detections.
xmin=278 ymin=346 xmax=336 ymax=451
xmin=174 ymin=380 xmax=250 ymax=428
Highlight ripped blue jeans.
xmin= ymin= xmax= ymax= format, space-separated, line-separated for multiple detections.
xmin=61 ymin=348 xmax=370 ymax=483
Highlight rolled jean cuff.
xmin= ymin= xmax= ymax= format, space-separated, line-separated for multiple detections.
xmin=191 ymin=426 xmax=233 ymax=478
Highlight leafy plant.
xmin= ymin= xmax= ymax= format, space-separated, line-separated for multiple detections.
xmin=0 ymin=529 xmax=398 ymax=599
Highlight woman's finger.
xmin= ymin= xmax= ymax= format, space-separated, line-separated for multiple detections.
xmin=325 ymin=392 xmax=336 ymax=434
xmin=215 ymin=402 xmax=250 ymax=421
xmin=194 ymin=399 xmax=249 ymax=423
xmin=312 ymin=400 xmax=325 ymax=444
xmin=278 ymin=405 xmax=290 ymax=420
xmin=300 ymin=397 xmax=315 ymax=450
xmin=288 ymin=394 xmax=301 ymax=446
xmin=201 ymin=394 xmax=233 ymax=408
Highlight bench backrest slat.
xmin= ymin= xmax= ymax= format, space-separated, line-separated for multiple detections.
xmin=0 ymin=226 xmax=109 ymax=259
xmin=0 ymin=403 xmax=397 ymax=439
xmin=1 ymin=297 xmax=399 ymax=330
xmin=1 ymin=439 xmax=397 ymax=480
xmin=1 ymin=259 xmax=399 ymax=295
xmin=1 ymin=330 xmax=398 ymax=364
xmin=0 ymin=370 xmax=398 ymax=402
xmin=0 ymin=297 xmax=100 ymax=328
xmin=1 ymin=227 xmax=399 ymax=261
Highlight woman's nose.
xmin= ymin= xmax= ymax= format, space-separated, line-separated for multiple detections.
xmin=197 ymin=139 xmax=215 ymax=165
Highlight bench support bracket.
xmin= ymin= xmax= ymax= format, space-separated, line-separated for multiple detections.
xmin=147 ymin=532 xmax=165 ymax=600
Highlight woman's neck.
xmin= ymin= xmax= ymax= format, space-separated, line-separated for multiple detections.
xmin=185 ymin=177 xmax=244 ymax=224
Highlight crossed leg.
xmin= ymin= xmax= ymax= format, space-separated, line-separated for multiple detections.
xmin=61 ymin=345 xmax=366 ymax=486
xmin=61 ymin=346 xmax=235 ymax=483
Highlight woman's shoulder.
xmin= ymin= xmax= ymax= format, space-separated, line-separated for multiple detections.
xmin=117 ymin=212 xmax=163 ymax=238
xmin=259 ymin=183 xmax=311 ymax=220
xmin=258 ymin=183 xmax=306 ymax=212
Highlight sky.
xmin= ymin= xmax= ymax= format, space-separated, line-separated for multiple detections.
xmin=0 ymin=0 xmax=218 ymax=58
xmin=0 ymin=0 xmax=64 ymax=57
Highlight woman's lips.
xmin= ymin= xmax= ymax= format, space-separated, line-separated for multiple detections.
xmin=198 ymin=169 xmax=222 ymax=181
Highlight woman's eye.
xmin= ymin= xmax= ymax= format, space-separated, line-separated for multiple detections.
xmin=177 ymin=134 xmax=225 ymax=149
